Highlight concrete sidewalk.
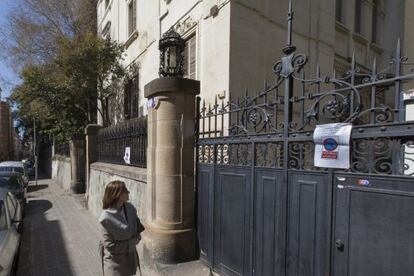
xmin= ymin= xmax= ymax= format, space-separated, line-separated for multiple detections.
xmin=15 ymin=177 xmax=211 ymax=276
xmin=16 ymin=178 xmax=103 ymax=276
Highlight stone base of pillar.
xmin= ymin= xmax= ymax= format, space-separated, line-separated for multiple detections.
xmin=142 ymin=224 xmax=196 ymax=265
xmin=70 ymin=180 xmax=85 ymax=194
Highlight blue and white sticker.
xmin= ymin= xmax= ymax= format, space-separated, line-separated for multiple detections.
xmin=357 ymin=179 xmax=370 ymax=186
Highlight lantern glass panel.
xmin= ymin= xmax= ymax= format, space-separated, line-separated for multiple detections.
xmin=170 ymin=46 xmax=177 ymax=68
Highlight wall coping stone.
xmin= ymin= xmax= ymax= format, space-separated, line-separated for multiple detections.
xmin=53 ymin=155 xmax=71 ymax=162
xmin=90 ymin=162 xmax=147 ymax=183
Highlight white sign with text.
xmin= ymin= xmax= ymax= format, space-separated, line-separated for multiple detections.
xmin=124 ymin=147 xmax=131 ymax=165
xmin=313 ymin=123 xmax=352 ymax=169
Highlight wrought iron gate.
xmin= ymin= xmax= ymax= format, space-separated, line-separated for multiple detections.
xmin=196 ymin=1 xmax=414 ymax=275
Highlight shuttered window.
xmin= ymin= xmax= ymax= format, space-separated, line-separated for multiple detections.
xmin=128 ymin=0 xmax=137 ymax=36
xmin=183 ymin=34 xmax=196 ymax=80
xmin=124 ymin=75 xmax=139 ymax=119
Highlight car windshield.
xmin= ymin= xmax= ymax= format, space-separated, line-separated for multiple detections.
xmin=0 ymin=201 xmax=7 ymax=231
xmin=0 ymin=166 xmax=24 ymax=174
xmin=0 ymin=176 xmax=21 ymax=189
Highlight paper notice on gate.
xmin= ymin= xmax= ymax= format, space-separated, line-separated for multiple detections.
xmin=313 ymin=123 xmax=352 ymax=169
xmin=124 ymin=147 xmax=131 ymax=165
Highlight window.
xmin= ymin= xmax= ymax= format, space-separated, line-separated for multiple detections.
xmin=183 ymin=34 xmax=196 ymax=80
xmin=335 ymin=0 xmax=343 ymax=23
xmin=354 ymin=0 xmax=362 ymax=34
xmin=102 ymin=21 xmax=111 ymax=38
xmin=124 ymin=75 xmax=139 ymax=119
xmin=0 ymin=176 xmax=21 ymax=189
xmin=128 ymin=0 xmax=137 ymax=36
xmin=372 ymin=0 xmax=379 ymax=43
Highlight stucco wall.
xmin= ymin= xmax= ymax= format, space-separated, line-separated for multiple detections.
xmin=52 ymin=155 xmax=71 ymax=192
xmin=88 ymin=162 xmax=147 ymax=221
xmin=97 ymin=0 xmax=231 ymax=124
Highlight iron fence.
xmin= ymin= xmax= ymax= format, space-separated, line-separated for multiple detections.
xmin=97 ymin=116 xmax=147 ymax=167
xmin=55 ymin=142 xmax=70 ymax=157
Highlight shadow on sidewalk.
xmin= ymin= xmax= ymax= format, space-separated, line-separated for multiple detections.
xmin=27 ymin=184 xmax=48 ymax=193
xmin=16 ymin=199 xmax=76 ymax=276
xmin=29 ymin=174 xmax=50 ymax=182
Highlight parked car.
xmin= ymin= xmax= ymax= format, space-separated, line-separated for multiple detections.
xmin=0 ymin=162 xmax=29 ymax=188
xmin=0 ymin=191 xmax=23 ymax=276
xmin=22 ymin=160 xmax=35 ymax=177
xmin=0 ymin=173 xmax=26 ymax=212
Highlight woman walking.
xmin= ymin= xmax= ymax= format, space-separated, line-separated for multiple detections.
xmin=99 ymin=180 xmax=144 ymax=276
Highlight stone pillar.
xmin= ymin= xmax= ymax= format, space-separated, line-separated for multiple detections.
xmin=143 ymin=77 xmax=200 ymax=264
xmin=84 ymin=124 xmax=102 ymax=200
xmin=70 ymin=133 xmax=86 ymax=194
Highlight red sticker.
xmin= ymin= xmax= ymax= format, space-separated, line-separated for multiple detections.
xmin=322 ymin=151 xmax=338 ymax=159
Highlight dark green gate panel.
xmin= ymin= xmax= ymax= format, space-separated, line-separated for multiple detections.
xmin=333 ymin=174 xmax=414 ymax=276
xmin=254 ymin=169 xmax=286 ymax=276
xmin=214 ymin=167 xmax=252 ymax=276
xmin=197 ymin=165 xmax=214 ymax=265
xmin=287 ymin=171 xmax=332 ymax=276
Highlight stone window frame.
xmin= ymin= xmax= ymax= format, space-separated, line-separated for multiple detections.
xmin=128 ymin=0 xmax=137 ymax=37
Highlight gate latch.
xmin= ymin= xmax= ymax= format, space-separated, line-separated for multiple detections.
xmin=335 ymin=239 xmax=345 ymax=251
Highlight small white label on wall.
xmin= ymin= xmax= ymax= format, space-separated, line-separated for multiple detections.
xmin=313 ymin=123 xmax=352 ymax=169
xmin=124 ymin=147 xmax=131 ymax=164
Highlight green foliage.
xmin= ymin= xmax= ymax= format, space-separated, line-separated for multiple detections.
xmin=11 ymin=33 xmax=125 ymax=141
xmin=2 ymin=0 xmax=123 ymax=142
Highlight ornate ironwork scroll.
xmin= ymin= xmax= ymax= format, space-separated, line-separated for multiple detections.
xmin=196 ymin=0 xmax=414 ymax=176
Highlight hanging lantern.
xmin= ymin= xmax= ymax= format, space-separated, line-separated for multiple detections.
xmin=159 ymin=28 xmax=185 ymax=78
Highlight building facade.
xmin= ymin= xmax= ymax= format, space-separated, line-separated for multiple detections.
xmin=0 ymin=101 xmax=14 ymax=161
xmin=97 ymin=0 xmax=413 ymax=125
xmin=94 ymin=1 xmax=414 ymax=272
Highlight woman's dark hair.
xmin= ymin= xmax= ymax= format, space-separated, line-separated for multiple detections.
xmin=102 ymin=180 xmax=127 ymax=209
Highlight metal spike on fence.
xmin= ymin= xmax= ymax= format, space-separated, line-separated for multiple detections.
xmin=208 ymin=103 xmax=212 ymax=137
xmin=316 ymin=64 xmax=321 ymax=80
xmin=395 ymin=38 xmax=402 ymax=76
xmin=395 ymin=38 xmax=402 ymax=121
xmin=351 ymin=52 xmax=356 ymax=71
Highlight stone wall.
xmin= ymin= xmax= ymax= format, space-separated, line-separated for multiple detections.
xmin=52 ymin=155 xmax=71 ymax=192
xmin=88 ymin=162 xmax=147 ymax=220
